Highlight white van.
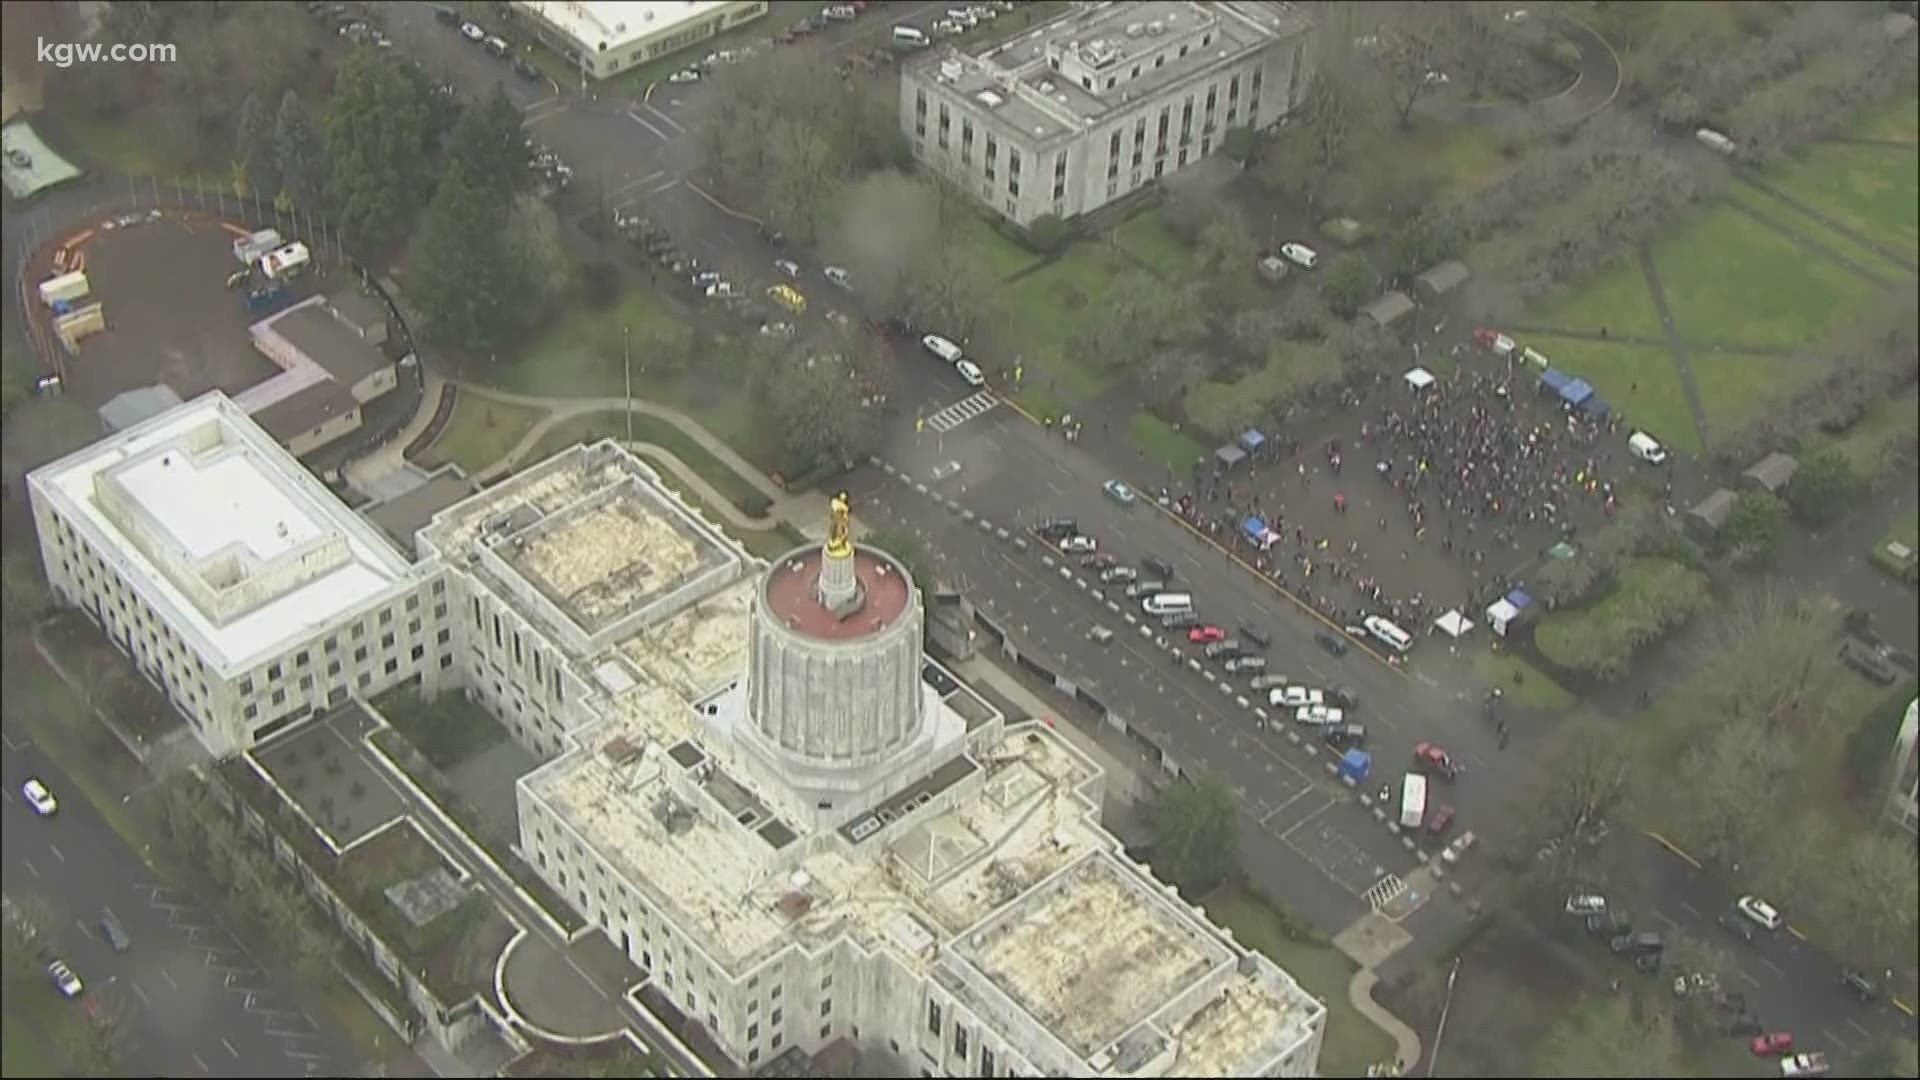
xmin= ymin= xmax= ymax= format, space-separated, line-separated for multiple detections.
xmin=892 ymin=25 xmax=930 ymax=48
xmin=1141 ymin=592 xmax=1194 ymax=617
xmin=1363 ymin=615 xmax=1412 ymax=653
xmin=1694 ymin=128 xmax=1737 ymax=155
xmin=1627 ymin=430 xmax=1669 ymax=465
xmin=921 ymin=333 xmax=963 ymax=363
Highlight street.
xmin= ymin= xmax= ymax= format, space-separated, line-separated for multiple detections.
xmin=2 ymin=726 xmax=362 ymax=1078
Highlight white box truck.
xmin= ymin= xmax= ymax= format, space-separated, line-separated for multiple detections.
xmin=38 ymin=270 xmax=90 ymax=307
xmin=1400 ymin=772 xmax=1428 ymax=829
xmin=260 ymin=242 xmax=310 ymax=281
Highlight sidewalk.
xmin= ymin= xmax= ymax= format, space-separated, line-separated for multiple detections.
xmin=345 ymin=370 xmax=446 ymax=490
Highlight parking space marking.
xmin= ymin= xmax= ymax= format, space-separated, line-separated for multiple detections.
xmin=130 ymin=980 xmax=152 ymax=1007
xmin=1363 ymin=875 xmax=1408 ymax=911
xmin=643 ymin=103 xmax=685 ymax=133
xmin=624 ymin=110 xmax=670 ymax=141
xmin=1846 ymin=1018 xmax=1872 ymax=1038
xmin=1822 ymin=1026 xmax=1851 ymax=1050
xmin=1258 ymin=785 xmax=1314 ymax=825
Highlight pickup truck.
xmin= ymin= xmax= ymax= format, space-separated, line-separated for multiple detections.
xmin=1780 ymin=1052 xmax=1829 ymax=1078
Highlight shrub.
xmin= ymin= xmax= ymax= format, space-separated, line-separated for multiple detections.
xmin=1024 ymin=213 xmax=1071 ymax=255
xmin=581 ymin=262 xmax=620 ymax=308
xmin=1320 ymin=252 xmax=1376 ymax=319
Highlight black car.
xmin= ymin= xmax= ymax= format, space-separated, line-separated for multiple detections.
xmin=1141 ymin=556 xmax=1176 ymax=582
xmin=1326 ymin=685 xmax=1359 ymax=710
xmin=433 ymin=4 xmax=459 ymax=23
xmin=1239 ymin=625 xmax=1272 ymax=650
xmin=1840 ymin=969 xmax=1879 ymax=1000
xmin=1322 ymin=723 xmax=1368 ymax=751
xmin=1610 ymin=931 xmax=1664 ymax=955
xmin=1723 ymin=1013 xmax=1763 ymax=1038
xmin=1633 ymin=951 xmax=1662 ymax=974
xmin=1161 ymin=612 xmax=1200 ymax=630
xmin=1716 ymin=911 xmax=1755 ymax=943
xmin=921 ymin=662 xmax=958 ymax=698
xmin=1586 ymin=911 xmax=1631 ymax=937
xmin=1036 ymin=517 xmax=1077 ymax=538
xmin=1315 ymin=631 xmax=1349 ymax=658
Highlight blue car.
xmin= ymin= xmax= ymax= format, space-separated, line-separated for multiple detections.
xmin=1102 ymin=479 xmax=1136 ymax=506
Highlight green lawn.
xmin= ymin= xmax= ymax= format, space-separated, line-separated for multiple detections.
xmin=1345 ymin=124 xmax=1506 ymax=212
xmin=958 ymin=212 xmax=1043 ymax=283
xmin=527 ymin=410 xmax=770 ymax=513
xmin=1761 ymin=139 xmax=1920 ymax=261
xmin=1205 ymin=884 xmax=1398 ymax=1078
xmin=1527 ymin=256 xmax=1664 ymax=341
xmin=1113 ymin=207 xmax=1202 ymax=278
xmin=1472 ymin=651 xmax=1576 ymax=713
xmin=998 ymin=245 xmax=1130 ymax=411
xmin=1727 ymin=187 xmax=1914 ymax=277
xmin=1892 ymin=509 xmax=1920 ymax=550
xmin=419 ymin=397 xmax=546 ymax=476
xmin=1 ymin=1008 xmax=62 ymax=1077
xmin=1850 ymin=91 xmax=1919 ymax=143
xmin=1650 ymin=202 xmax=1881 ymax=350
xmin=1129 ymin=411 xmax=1207 ymax=473
xmin=1815 ymin=385 xmax=1920 ymax=475
xmin=1683 ymin=349 xmax=1805 ymax=447
xmin=373 ymin=688 xmax=510 ymax=770
xmin=1520 ymin=336 xmax=1701 ymax=457
xmin=501 ymin=289 xmax=686 ymax=398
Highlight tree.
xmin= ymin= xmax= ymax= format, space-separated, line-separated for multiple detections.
xmin=1722 ymin=490 xmax=1784 ymax=558
xmin=762 ymin=356 xmax=879 ymax=474
xmin=1196 ymin=212 xmax=1262 ymax=310
xmin=1257 ymin=72 xmax=1369 ymax=217
xmin=1386 ymin=214 xmax=1461 ymax=279
xmin=1434 ymin=1 xmax=1510 ymax=100
xmin=1221 ymin=125 xmax=1257 ymax=166
xmin=1375 ymin=14 xmax=1445 ymax=128
xmin=1320 ymin=252 xmax=1377 ymax=318
xmin=1072 ymin=271 xmax=1204 ymax=375
xmin=274 ymin=90 xmax=327 ymax=212
xmin=1531 ymin=992 xmax=1685 ymax=1078
xmin=1784 ymin=447 xmax=1860 ymax=526
xmin=509 ymin=194 xmax=575 ymax=314
xmin=408 ymin=170 xmax=524 ymax=351
xmin=863 ymin=528 xmax=937 ymax=598
xmin=325 ymin=49 xmax=434 ymax=253
xmin=1149 ymin=773 xmax=1239 ymax=896
xmin=448 ymin=85 xmax=527 ymax=208
xmin=1514 ymin=722 xmax=1629 ymax=904
xmin=234 ymin=93 xmax=280 ymax=201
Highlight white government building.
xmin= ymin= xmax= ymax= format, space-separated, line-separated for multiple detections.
xmin=900 ymin=0 xmax=1314 ymax=227
xmin=28 ymin=392 xmax=1326 ymax=1077
xmin=515 ymin=0 xmax=769 ymax=81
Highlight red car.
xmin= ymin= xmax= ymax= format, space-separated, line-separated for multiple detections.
xmin=1188 ymin=625 xmax=1226 ymax=644
xmin=1413 ymin=741 xmax=1458 ymax=780
xmin=1751 ymin=1032 xmax=1795 ymax=1057
xmin=1425 ymin=804 xmax=1456 ymax=835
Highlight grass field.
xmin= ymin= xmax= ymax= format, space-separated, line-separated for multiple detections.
xmin=1526 ymin=256 xmax=1663 ymax=341
xmin=502 ymin=289 xmax=687 ymax=399
xmin=419 ymin=397 xmax=545 ymax=476
xmin=1 ymin=1007 xmax=62 ymax=1077
xmin=1205 ymin=884 xmax=1398 ymax=1077
xmin=1113 ymin=208 xmax=1202 ymax=279
xmin=1472 ymin=651 xmax=1576 ymax=713
xmin=1681 ymin=349 xmax=1804 ymax=445
xmin=1345 ymin=124 xmax=1506 ymax=212
xmin=1727 ymin=186 xmax=1913 ymax=277
xmin=1763 ymin=138 xmax=1920 ymax=259
xmin=1649 ymin=202 xmax=1881 ymax=350
xmin=527 ymin=410 xmax=770 ymax=513
xmin=959 ymin=213 xmax=1043 ymax=283
xmin=998 ymin=245 xmax=1130 ymax=412
xmin=1520 ymin=336 xmax=1700 ymax=456
xmin=1850 ymin=91 xmax=1919 ymax=143
xmin=1129 ymin=411 xmax=1208 ymax=473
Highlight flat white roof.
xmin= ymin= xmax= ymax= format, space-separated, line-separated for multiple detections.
xmin=28 ymin=393 xmax=415 ymax=677
xmin=519 ymin=0 xmax=734 ymax=53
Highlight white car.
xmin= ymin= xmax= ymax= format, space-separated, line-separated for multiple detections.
xmin=955 ymin=359 xmax=986 ymax=387
xmin=1295 ymin=705 xmax=1345 ymax=725
xmin=1565 ymin=893 xmax=1607 ymax=917
xmin=1269 ymin=686 xmax=1323 ymax=709
xmin=668 ymin=68 xmax=702 ymax=84
xmin=932 ymin=18 xmax=963 ymax=37
xmin=922 ymin=334 xmax=964 ymax=363
xmin=1059 ymin=535 xmax=1097 ymax=554
xmin=824 ymin=265 xmax=852 ymax=290
xmin=1735 ymin=895 xmax=1784 ymax=932
xmin=773 ymin=258 xmax=801 ymax=278
xmin=460 ymin=21 xmax=485 ymax=42
xmin=947 ymin=8 xmax=978 ymax=27
xmin=21 ymin=778 xmax=57 ymax=816
xmin=1504 ymin=9 xmax=1530 ymax=22
xmin=47 ymin=959 xmax=82 ymax=998
xmin=1424 ymin=69 xmax=1450 ymax=86
xmin=1279 ymin=242 xmax=1319 ymax=270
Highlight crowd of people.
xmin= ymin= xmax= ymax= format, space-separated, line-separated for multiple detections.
xmin=1165 ymin=366 xmax=1634 ymax=639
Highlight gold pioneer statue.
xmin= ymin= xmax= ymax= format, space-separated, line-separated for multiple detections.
xmin=825 ymin=491 xmax=853 ymax=558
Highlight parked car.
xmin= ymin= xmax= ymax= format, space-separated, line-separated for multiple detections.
xmin=954 ymin=359 xmax=986 ymax=387
xmin=824 ymin=265 xmax=853 ymax=290
xmin=1717 ymin=911 xmax=1756 ymax=943
xmin=1239 ymin=625 xmax=1271 ymax=649
xmin=1037 ymin=516 xmax=1077 ymax=538
xmin=1080 ymin=551 xmax=1117 ymax=570
xmin=1059 ymin=534 xmax=1096 ymax=554
xmin=460 ymin=21 xmax=486 ymax=42
xmin=1610 ymin=931 xmax=1665 ymax=956
xmin=1295 ymin=704 xmax=1345 ymax=726
xmin=1188 ymin=625 xmax=1226 ymax=644
xmin=1102 ymin=479 xmax=1137 ymax=506
xmin=1160 ymin=611 xmax=1199 ymax=630
xmin=1087 ymin=625 xmax=1114 ymax=645
xmin=773 ymin=258 xmax=801 ymax=278
xmin=46 ymin=959 xmax=82 ymax=998
xmin=98 ymin=909 xmax=131 ymax=953
xmin=1565 ymin=894 xmax=1608 ymax=917
xmin=1839 ymin=969 xmax=1878 ymax=1001
xmin=1248 ymin=673 xmax=1290 ymax=691
xmin=1586 ymin=911 xmax=1632 ymax=937
xmin=1271 ymin=686 xmax=1323 ymax=709
xmin=1425 ymin=804 xmax=1456 ymax=835
xmin=1780 ymin=1052 xmax=1830 ymax=1078
xmin=1279 ymin=242 xmax=1319 ymax=270
xmin=1099 ymin=565 xmax=1138 ymax=584
xmin=1735 ymin=895 xmax=1783 ymax=932
xmin=921 ymin=333 xmax=964 ymax=362
xmin=1323 ymin=723 xmax=1368 ymax=751
xmin=1141 ymin=556 xmax=1176 ymax=581
xmin=1314 ymin=631 xmax=1349 ymax=658
xmin=1751 ymin=1033 xmax=1796 ymax=1057
xmin=21 ymin=778 xmax=57 ymax=816
xmin=1325 ymin=685 xmax=1358 ymax=709
xmin=1203 ymin=639 xmax=1244 ymax=660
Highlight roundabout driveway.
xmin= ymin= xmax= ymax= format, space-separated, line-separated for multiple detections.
xmin=496 ymin=929 xmax=632 ymax=1042
xmin=1419 ymin=15 xmax=1623 ymax=129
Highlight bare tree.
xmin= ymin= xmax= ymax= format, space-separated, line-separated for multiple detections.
xmin=1375 ymin=11 xmax=1446 ymax=128
xmin=1433 ymin=1 xmax=1508 ymax=100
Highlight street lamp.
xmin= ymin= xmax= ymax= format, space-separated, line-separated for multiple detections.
xmin=1428 ymin=956 xmax=1462 ymax=1077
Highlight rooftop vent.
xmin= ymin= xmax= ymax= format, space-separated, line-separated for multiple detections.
xmin=976 ymin=89 xmax=1004 ymax=107
xmin=1148 ymin=20 xmax=1165 ymax=35
xmin=940 ymin=58 xmax=963 ymax=80
xmin=1125 ymin=22 xmax=1144 ymax=37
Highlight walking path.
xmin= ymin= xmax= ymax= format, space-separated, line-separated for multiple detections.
xmin=1636 ymin=242 xmax=1713 ymax=454
xmin=1720 ymin=195 xmax=1895 ymax=287
xmin=1737 ymin=173 xmax=1919 ymax=272
xmin=345 ymin=371 xmax=447 ymax=489
xmin=1351 ymin=968 xmax=1423 ymax=1074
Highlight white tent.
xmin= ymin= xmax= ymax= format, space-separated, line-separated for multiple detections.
xmin=1486 ymin=598 xmax=1521 ymax=637
xmin=1434 ymin=609 xmax=1474 ymax=638
xmin=1404 ymin=367 xmax=1437 ymax=392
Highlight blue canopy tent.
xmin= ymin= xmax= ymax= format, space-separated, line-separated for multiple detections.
xmin=1239 ymin=429 xmax=1267 ymax=454
xmin=1538 ymin=368 xmax=1574 ymax=394
xmin=1242 ymin=516 xmax=1282 ymax=550
xmin=1557 ymin=377 xmax=1595 ymax=409
xmin=1579 ymin=393 xmax=1611 ymax=419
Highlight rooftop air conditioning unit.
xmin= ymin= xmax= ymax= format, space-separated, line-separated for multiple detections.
xmin=940 ymin=58 xmax=963 ymax=80
xmin=1125 ymin=22 xmax=1144 ymax=37
xmin=1148 ymin=20 xmax=1165 ymax=35
xmin=977 ymin=90 xmax=1004 ymax=107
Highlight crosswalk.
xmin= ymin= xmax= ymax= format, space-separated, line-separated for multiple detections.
xmin=926 ymin=391 xmax=1000 ymax=433
xmin=1364 ymin=874 xmax=1408 ymax=912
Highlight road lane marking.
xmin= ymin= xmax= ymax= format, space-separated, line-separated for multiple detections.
xmin=1678 ymin=901 xmax=1701 ymax=918
xmin=193 ymin=1053 xmax=210 ymax=1073
xmin=1737 ymin=971 xmax=1761 ymax=988
xmin=21 ymin=858 xmax=37 ymax=878
xmin=130 ymin=980 xmax=152 ymax=1006
xmin=159 ymin=969 xmax=178 ymax=989
xmin=1652 ymin=910 xmax=1678 ymax=929
xmin=222 ymin=1037 xmax=240 ymax=1058
xmin=1759 ymin=957 xmax=1785 ymax=977
xmin=47 ymin=843 xmax=65 ymax=862
xmin=624 ymin=110 xmax=669 ymax=140
xmin=1259 ymin=786 xmax=1313 ymax=825
xmin=645 ymin=103 xmax=685 ymax=133
xmin=1846 ymin=1019 xmax=1871 ymax=1038
xmin=610 ymin=170 xmax=667 ymax=197
xmin=1785 ymin=924 xmax=1807 ymax=942
xmin=1822 ymin=1027 xmax=1851 ymax=1050
xmin=1642 ymin=830 xmax=1703 ymax=869
xmin=76 ymin=918 xmax=94 ymax=939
